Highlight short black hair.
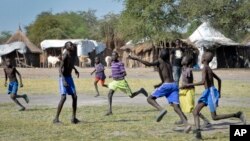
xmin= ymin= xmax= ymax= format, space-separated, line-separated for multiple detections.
xmin=186 ymin=55 xmax=193 ymax=65
xmin=64 ymin=41 xmax=73 ymax=48
xmin=160 ymin=48 xmax=169 ymax=61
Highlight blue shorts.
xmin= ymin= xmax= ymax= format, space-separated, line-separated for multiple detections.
xmin=198 ymin=86 xmax=220 ymax=112
xmin=8 ymin=81 xmax=18 ymax=95
xmin=59 ymin=77 xmax=76 ymax=95
xmin=151 ymin=82 xmax=179 ymax=104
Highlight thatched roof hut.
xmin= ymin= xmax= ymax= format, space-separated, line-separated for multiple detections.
xmin=188 ymin=22 xmax=249 ymax=68
xmin=3 ymin=28 xmax=42 ymax=67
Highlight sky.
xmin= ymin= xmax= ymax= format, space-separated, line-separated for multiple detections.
xmin=0 ymin=0 xmax=124 ymax=33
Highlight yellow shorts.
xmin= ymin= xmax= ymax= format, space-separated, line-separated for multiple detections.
xmin=108 ymin=79 xmax=132 ymax=96
xmin=179 ymin=88 xmax=195 ymax=113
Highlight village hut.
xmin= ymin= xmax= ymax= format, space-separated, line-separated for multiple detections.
xmin=2 ymin=28 xmax=42 ymax=67
xmin=120 ymin=39 xmax=197 ymax=68
xmin=188 ymin=22 xmax=249 ymax=68
xmin=40 ymin=39 xmax=112 ymax=67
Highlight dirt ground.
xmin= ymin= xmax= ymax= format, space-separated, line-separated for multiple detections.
xmin=1 ymin=67 xmax=250 ymax=80
xmin=0 ymin=68 xmax=249 ymax=107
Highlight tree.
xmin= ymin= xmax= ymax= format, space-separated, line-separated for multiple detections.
xmin=118 ymin=0 xmax=186 ymax=43
xmin=99 ymin=13 xmax=124 ymax=49
xmin=178 ymin=0 xmax=250 ymax=41
xmin=79 ymin=9 xmax=101 ymax=40
xmin=0 ymin=31 xmax=12 ymax=44
xmin=26 ymin=11 xmax=89 ymax=46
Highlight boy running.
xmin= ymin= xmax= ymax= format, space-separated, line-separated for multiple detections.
xmin=4 ymin=58 xmax=29 ymax=111
xmin=182 ymin=51 xmax=246 ymax=140
xmin=128 ymin=49 xmax=191 ymax=133
xmin=105 ymin=51 xmax=148 ymax=116
xmin=179 ymin=55 xmax=211 ymax=127
xmin=90 ymin=57 xmax=108 ymax=97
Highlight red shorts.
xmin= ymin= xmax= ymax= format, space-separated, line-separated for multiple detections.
xmin=95 ymin=77 xmax=105 ymax=85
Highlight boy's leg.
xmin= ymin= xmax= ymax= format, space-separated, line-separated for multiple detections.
xmin=53 ymin=95 xmax=66 ymax=123
xmin=71 ymin=94 xmax=80 ymax=124
xmin=199 ymin=113 xmax=212 ymax=128
xmin=147 ymin=95 xmax=167 ymax=122
xmin=147 ymin=95 xmax=164 ymax=111
xmin=15 ymin=94 xmax=29 ymax=103
xmin=10 ymin=94 xmax=25 ymax=111
xmin=193 ymin=102 xmax=206 ymax=139
xmin=105 ymin=89 xmax=114 ymax=116
xmin=210 ymin=111 xmax=246 ymax=124
xmin=172 ymin=104 xmax=188 ymax=124
xmin=172 ymin=104 xmax=192 ymax=133
xmin=101 ymin=80 xmax=108 ymax=88
xmin=94 ymin=80 xmax=100 ymax=97
xmin=130 ymin=88 xmax=148 ymax=98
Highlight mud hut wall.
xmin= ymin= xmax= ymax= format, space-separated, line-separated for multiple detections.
xmin=25 ymin=53 xmax=40 ymax=67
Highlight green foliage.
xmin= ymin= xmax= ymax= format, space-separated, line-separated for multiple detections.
xmin=178 ymin=0 xmax=250 ymax=41
xmin=26 ymin=11 xmax=89 ymax=46
xmin=0 ymin=31 xmax=12 ymax=44
xmin=118 ymin=0 xmax=186 ymax=42
xmin=24 ymin=0 xmax=250 ymax=46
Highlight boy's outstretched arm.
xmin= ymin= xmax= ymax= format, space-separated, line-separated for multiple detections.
xmin=128 ymin=55 xmax=159 ymax=66
xmin=213 ymin=72 xmax=221 ymax=97
xmin=15 ymin=68 xmax=23 ymax=87
xmin=4 ymin=69 xmax=7 ymax=87
xmin=90 ymin=69 xmax=96 ymax=75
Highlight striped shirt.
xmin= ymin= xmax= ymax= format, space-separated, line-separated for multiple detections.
xmin=111 ymin=61 xmax=125 ymax=79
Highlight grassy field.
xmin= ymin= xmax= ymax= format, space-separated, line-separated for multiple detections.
xmin=0 ymin=73 xmax=250 ymax=141
xmin=1 ymin=103 xmax=249 ymax=141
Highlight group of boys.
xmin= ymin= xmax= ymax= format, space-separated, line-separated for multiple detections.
xmin=3 ymin=41 xmax=246 ymax=140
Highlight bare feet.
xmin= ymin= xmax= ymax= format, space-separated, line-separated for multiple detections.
xmin=201 ymin=122 xmax=212 ymax=129
xmin=237 ymin=111 xmax=246 ymax=125
xmin=174 ymin=120 xmax=184 ymax=125
xmin=193 ymin=129 xmax=202 ymax=140
xmin=105 ymin=112 xmax=113 ymax=116
xmin=24 ymin=94 xmax=29 ymax=103
xmin=53 ymin=118 xmax=62 ymax=124
xmin=184 ymin=125 xmax=192 ymax=133
xmin=19 ymin=107 xmax=25 ymax=111
xmin=71 ymin=118 xmax=80 ymax=124
xmin=156 ymin=109 xmax=167 ymax=122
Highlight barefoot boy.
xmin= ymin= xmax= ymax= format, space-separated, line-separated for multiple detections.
xmin=4 ymin=58 xmax=29 ymax=111
xmin=105 ymin=51 xmax=148 ymax=116
xmin=53 ymin=42 xmax=80 ymax=124
xmin=183 ymin=51 xmax=246 ymax=139
xmin=179 ymin=55 xmax=211 ymax=127
xmin=129 ymin=49 xmax=191 ymax=132
xmin=90 ymin=57 xmax=108 ymax=97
